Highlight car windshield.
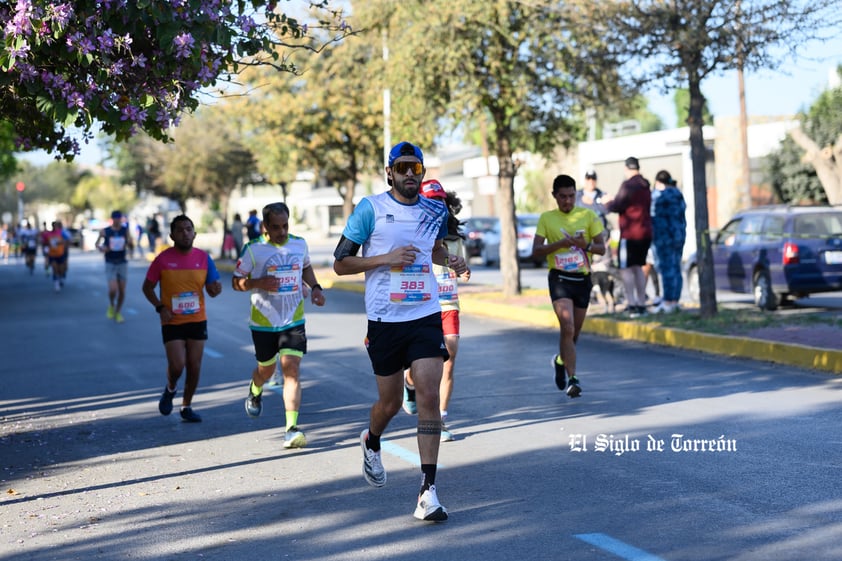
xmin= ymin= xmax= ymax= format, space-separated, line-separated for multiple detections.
xmin=518 ymin=215 xmax=539 ymax=228
xmin=468 ymin=218 xmax=498 ymax=232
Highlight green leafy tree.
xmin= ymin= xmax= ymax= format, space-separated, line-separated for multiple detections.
xmin=0 ymin=122 xmax=17 ymax=182
xmin=788 ymin=66 xmax=842 ymax=204
xmin=601 ymin=0 xmax=838 ymax=318
xmin=137 ymin=108 xmax=256 ymax=218
xmin=359 ymin=0 xmax=632 ymax=296
xmin=2 ymin=159 xmax=89 ymax=222
xmin=71 ymin=175 xmax=136 ymax=215
xmin=673 ymin=89 xmax=714 ymax=127
xmin=1 ymin=1 xmax=350 ymax=160
xmin=232 ymin=29 xmax=390 ymax=221
xmin=765 ymin=136 xmax=826 ymax=204
xmin=599 ymin=94 xmax=664 ymax=137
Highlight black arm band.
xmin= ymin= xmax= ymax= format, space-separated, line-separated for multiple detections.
xmin=311 ymin=283 xmax=323 ymax=291
xmin=333 ymin=235 xmax=361 ymax=261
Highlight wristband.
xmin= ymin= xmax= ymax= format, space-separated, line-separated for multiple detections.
xmin=585 ymin=241 xmax=593 ymax=252
xmin=155 ymin=304 xmax=166 ymax=313
xmin=311 ymin=283 xmax=323 ymax=291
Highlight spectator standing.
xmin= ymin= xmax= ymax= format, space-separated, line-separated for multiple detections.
xmin=246 ymin=209 xmax=262 ymax=242
xmin=605 ymin=157 xmax=653 ymax=317
xmin=651 ymin=170 xmax=687 ymax=313
xmin=232 ymin=202 xmax=326 ymax=449
xmin=142 ymin=215 xmax=223 ymax=423
xmin=576 ymin=170 xmax=609 ymax=232
xmin=333 ymin=141 xmax=468 ymax=522
xmin=231 ymin=213 xmax=245 ymax=256
xmin=146 ymin=215 xmax=161 ymax=252
xmin=0 ymin=224 xmax=9 ymax=264
xmin=402 ymin=180 xmax=471 ymax=442
xmin=533 ymin=174 xmax=606 ymax=398
xmin=96 ymin=211 xmax=134 ymax=323
xmin=134 ymin=220 xmax=145 ymax=258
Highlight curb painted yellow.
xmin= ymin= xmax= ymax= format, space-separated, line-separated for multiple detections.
xmin=298 ymin=273 xmax=842 ymax=375
xmin=459 ymin=292 xmax=842 ymax=374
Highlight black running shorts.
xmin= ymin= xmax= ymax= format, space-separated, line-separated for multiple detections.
xmin=162 ymin=320 xmax=208 ymax=343
xmin=548 ymin=269 xmax=593 ymax=309
xmin=251 ymin=325 xmax=307 ymax=363
xmin=365 ymin=312 xmax=448 ymax=376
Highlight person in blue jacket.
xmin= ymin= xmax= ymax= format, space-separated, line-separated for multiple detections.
xmin=651 ymin=170 xmax=687 ymax=313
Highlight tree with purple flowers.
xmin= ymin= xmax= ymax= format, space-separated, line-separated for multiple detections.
xmin=0 ymin=0 xmax=350 ymax=161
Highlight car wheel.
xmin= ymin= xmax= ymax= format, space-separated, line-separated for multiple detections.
xmin=753 ymin=270 xmax=778 ymax=311
xmin=686 ymin=265 xmax=700 ymax=303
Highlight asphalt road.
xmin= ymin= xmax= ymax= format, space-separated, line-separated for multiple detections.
xmin=1 ymin=250 xmax=840 ymax=561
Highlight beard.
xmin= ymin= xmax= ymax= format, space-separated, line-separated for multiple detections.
xmin=394 ymin=180 xmax=419 ymax=200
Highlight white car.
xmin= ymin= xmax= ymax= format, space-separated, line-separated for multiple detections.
xmin=480 ymin=214 xmax=543 ymax=267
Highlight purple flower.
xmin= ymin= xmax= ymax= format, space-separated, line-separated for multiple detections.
xmin=236 ymin=15 xmax=255 ymax=34
xmin=173 ymin=32 xmax=194 ymax=59
xmin=67 ymin=91 xmax=85 ymax=108
xmin=46 ymin=3 xmax=74 ymax=28
xmin=97 ymin=29 xmax=116 ymax=51
xmin=131 ymin=53 xmax=148 ymax=68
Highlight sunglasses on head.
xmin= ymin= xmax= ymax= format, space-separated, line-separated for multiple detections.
xmin=391 ymin=161 xmax=424 ymax=175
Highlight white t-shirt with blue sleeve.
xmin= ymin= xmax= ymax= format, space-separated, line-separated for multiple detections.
xmin=342 ymin=192 xmax=448 ymax=322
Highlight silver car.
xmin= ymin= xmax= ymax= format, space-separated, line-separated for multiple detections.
xmin=480 ymin=214 xmax=544 ymax=267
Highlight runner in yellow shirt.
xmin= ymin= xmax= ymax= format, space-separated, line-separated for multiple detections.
xmin=532 ymin=174 xmax=607 ymax=398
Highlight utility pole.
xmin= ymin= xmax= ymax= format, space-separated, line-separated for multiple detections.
xmin=736 ymin=0 xmax=752 ymax=209
xmin=16 ymin=181 xmax=25 ymax=225
xmin=382 ymin=28 xmax=391 ymax=168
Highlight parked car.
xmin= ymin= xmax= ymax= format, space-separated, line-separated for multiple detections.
xmin=683 ymin=205 xmax=842 ymax=310
xmin=479 ymin=214 xmax=544 ymax=267
xmin=463 ymin=216 xmax=500 ymax=258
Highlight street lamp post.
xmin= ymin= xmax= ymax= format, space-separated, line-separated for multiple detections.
xmin=15 ymin=181 xmax=25 ymax=225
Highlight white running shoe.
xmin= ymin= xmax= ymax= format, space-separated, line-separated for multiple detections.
xmin=414 ymin=485 xmax=448 ymax=521
xmin=360 ymin=429 xmax=386 ymax=487
xmin=440 ymin=417 xmax=454 ymax=442
xmin=283 ymin=427 xmax=307 ymax=449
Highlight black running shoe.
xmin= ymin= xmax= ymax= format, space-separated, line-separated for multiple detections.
xmin=566 ymin=376 xmax=582 ymax=398
xmin=552 ymin=354 xmax=566 ymax=391
xmin=180 ymin=407 xmax=202 ymax=422
xmin=158 ymin=386 xmax=176 ymax=416
xmin=245 ymin=391 xmax=262 ymax=417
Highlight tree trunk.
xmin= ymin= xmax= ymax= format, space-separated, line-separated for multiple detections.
xmin=495 ymin=133 xmax=522 ymax=297
xmin=789 ymin=128 xmax=842 ymax=205
xmin=688 ymin=75 xmax=717 ymax=318
xmin=218 ymin=195 xmax=230 ymax=260
xmin=342 ymin=178 xmax=355 ymax=222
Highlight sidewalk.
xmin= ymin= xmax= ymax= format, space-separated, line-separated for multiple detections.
xmin=314 ymin=270 xmax=842 ymax=375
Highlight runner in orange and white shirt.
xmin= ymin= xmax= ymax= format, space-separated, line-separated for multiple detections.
xmin=142 ymin=214 xmax=223 ymax=423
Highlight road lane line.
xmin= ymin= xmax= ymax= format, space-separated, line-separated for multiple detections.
xmin=261 ymin=383 xmax=440 ymax=468
xmin=204 ymin=347 xmax=223 ymax=358
xmin=574 ymin=533 xmax=667 ymax=561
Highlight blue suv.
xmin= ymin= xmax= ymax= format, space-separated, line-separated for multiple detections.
xmin=684 ymin=205 xmax=842 ymax=310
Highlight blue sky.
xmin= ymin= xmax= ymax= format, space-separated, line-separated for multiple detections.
xmin=648 ymin=35 xmax=842 ymax=128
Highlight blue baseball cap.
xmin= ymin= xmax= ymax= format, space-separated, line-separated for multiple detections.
xmin=388 ymin=141 xmax=423 ymax=167
xmin=111 ymin=210 xmax=123 ymax=219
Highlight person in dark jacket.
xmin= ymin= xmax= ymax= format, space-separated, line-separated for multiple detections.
xmin=604 ymin=157 xmax=652 ymax=317
xmin=651 ymin=170 xmax=687 ymax=313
